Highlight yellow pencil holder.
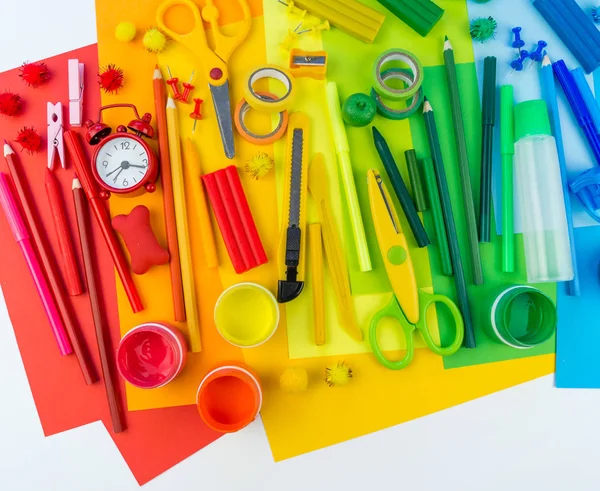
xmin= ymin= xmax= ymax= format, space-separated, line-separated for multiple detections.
xmin=214 ymin=283 xmax=280 ymax=348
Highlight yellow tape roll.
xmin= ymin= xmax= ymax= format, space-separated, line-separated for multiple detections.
xmin=244 ymin=65 xmax=296 ymax=113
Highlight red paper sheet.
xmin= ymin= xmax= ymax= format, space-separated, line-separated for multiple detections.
xmin=0 ymin=44 xmax=220 ymax=485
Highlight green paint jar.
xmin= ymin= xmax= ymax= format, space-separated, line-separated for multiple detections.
xmin=490 ymin=286 xmax=557 ymax=349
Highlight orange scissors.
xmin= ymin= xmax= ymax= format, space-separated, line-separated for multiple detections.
xmin=156 ymin=0 xmax=251 ymax=159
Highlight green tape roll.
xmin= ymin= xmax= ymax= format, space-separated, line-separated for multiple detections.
xmin=370 ymin=68 xmax=424 ymax=120
xmin=373 ymin=49 xmax=424 ymax=100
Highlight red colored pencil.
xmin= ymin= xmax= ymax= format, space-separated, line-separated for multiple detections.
xmin=72 ymin=177 xmax=126 ymax=433
xmin=3 ymin=141 xmax=97 ymax=384
xmin=154 ymin=67 xmax=185 ymax=322
xmin=64 ymin=130 xmax=143 ymax=313
xmin=45 ymin=168 xmax=84 ymax=296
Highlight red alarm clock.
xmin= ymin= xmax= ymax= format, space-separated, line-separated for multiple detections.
xmin=85 ymin=103 xmax=159 ymax=199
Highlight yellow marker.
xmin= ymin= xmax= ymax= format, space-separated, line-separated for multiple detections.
xmin=309 ymin=223 xmax=325 ymax=346
xmin=308 ymin=153 xmax=363 ymax=342
xmin=166 ymin=98 xmax=201 ymax=352
xmin=183 ymin=138 xmax=219 ymax=269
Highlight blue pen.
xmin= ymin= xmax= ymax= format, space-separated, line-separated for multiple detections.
xmin=571 ymin=67 xmax=600 ymax=135
xmin=541 ymin=55 xmax=580 ymax=296
xmin=553 ymin=59 xmax=600 ymax=166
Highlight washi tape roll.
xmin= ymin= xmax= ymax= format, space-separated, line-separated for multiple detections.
xmin=235 ymin=92 xmax=289 ymax=145
xmin=244 ymin=65 xmax=295 ymax=113
xmin=370 ymin=68 xmax=424 ymax=120
xmin=373 ymin=49 xmax=424 ymax=100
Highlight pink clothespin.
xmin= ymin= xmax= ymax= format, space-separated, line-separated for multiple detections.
xmin=68 ymin=59 xmax=84 ymax=127
xmin=47 ymin=102 xmax=65 ymax=170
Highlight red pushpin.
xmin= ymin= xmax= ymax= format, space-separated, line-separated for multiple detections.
xmin=180 ymin=71 xmax=195 ymax=103
xmin=190 ymin=98 xmax=204 ymax=134
xmin=166 ymin=66 xmax=182 ymax=100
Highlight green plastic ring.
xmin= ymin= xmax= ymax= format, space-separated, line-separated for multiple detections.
xmin=370 ymin=69 xmax=424 ymax=120
xmin=373 ymin=49 xmax=424 ymax=101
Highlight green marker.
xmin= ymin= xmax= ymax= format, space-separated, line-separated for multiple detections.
xmin=500 ymin=85 xmax=515 ymax=273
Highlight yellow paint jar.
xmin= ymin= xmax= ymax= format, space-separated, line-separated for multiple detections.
xmin=214 ymin=283 xmax=280 ymax=348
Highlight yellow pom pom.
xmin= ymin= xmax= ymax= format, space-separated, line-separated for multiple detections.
xmin=280 ymin=367 xmax=308 ymax=393
xmin=115 ymin=22 xmax=137 ymax=42
xmin=325 ymin=361 xmax=352 ymax=387
xmin=143 ymin=27 xmax=167 ymax=53
xmin=245 ymin=151 xmax=274 ymax=180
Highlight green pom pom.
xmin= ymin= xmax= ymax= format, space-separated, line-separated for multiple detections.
xmin=115 ymin=22 xmax=137 ymax=42
xmin=143 ymin=27 xmax=167 ymax=53
xmin=342 ymin=93 xmax=377 ymax=127
xmin=473 ymin=0 xmax=492 ymax=3
xmin=470 ymin=16 xmax=497 ymax=43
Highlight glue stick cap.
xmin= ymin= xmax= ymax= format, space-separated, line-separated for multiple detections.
xmin=514 ymin=100 xmax=552 ymax=140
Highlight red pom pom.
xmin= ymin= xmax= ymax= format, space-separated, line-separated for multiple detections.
xmin=19 ymin=62 xmax=51 ymax=87
xmin=98 ymin=64 xmax=124 ymax=94
xmin=0 ymin=92 xmax=23 ymax=117
xmin=15 ymin=126 xmax=42 ymax=153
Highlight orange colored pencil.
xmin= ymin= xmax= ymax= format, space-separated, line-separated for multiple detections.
xmin=154 ymin=66 xmax=186 ymax=322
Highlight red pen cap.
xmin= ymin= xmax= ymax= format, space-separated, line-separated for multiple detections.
xmin=0 ymin=172 xmax=29 ymax=242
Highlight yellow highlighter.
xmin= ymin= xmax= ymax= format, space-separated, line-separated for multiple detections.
xmin=309 ymin=223 xmax=326 ymax=346
xmin=308 ymin=153 xmax=363 ymax=342
xmin=183 ymin=138 xmax=219 ymax=269
xmin=325 ymin=81 xmax=371 ymax=273
xmin=166 ymin=98 xmax=201 ymax=352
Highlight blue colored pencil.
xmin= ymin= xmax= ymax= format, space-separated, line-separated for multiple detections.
xmin=541 ymin=55 xmax=580 ymax=296
xmin=572 ymin=68 xmax=600 ymax=134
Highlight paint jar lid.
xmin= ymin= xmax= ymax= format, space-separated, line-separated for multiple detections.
xmin=491 ymin=286 xmax=557 ymax=348
xmin=196 ymin=364 xmax=262 ymax=433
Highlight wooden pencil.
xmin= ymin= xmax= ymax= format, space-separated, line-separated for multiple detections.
xmin=72 ymin=178 xmax=126 ymax=433
xmin=3 ymin=141 xmax=98 ymax=384
xmin=443 ymin=36 xmax=484 ymax=285
xmin=154 ymin=67 xmax=186 ymax=322
xmin=166 ymin=98 xmax=202 ymax=352
xmin=423 ymin=99 xmax=476 ymax=349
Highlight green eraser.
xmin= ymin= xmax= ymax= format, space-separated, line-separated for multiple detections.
xmin=377 ymin=0 xmax=444 ymax=37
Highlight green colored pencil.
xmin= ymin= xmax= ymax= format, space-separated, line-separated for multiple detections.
xmin=423 ymin=98 xmax=476 ymax=349
xmin=422 ymin=156 xmax=452 ymax=276
xmin=443 ymin=35 xmax=484 ymax=285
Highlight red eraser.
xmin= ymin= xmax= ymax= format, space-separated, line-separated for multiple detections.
xmin=112 ymin=205 xmax=170 ymax=275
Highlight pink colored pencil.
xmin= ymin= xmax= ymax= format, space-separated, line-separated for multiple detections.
xmin=0 ymin=172 xmax=72 ymax=355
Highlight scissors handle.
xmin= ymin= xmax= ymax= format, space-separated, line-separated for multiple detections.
xmin=156 ymin=0 xmax=228 ymax=86
xmin=203 ymin=0 xmax=251 ymax=64
xmin=417 ymin=290 xmax=465 ymax=356
xmin=369 ymin=297 xmax=416 ymax=370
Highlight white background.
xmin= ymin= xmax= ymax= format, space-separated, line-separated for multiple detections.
xmin=2 ymin=1 xmax=600 ymax=490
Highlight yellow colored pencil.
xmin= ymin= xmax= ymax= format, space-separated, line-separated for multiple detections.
xmin=309 ymin=223 xmax=325 ymax=346
xmin=166 ymin=98 xmax=201 ymax=352
xmin=183 ymin=138 xmax=219 ymax=269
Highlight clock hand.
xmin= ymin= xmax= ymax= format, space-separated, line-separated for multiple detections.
xmin=112 ymin=168 xmax=124 ymax=183
xmin=128 ymin=164 xmax=148 ymax=169
xmin=106 ymin=165 xmax=123 ymax=177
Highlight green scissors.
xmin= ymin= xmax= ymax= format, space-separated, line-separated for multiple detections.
xmin=367 ymin=169 xmax=465 ymax=370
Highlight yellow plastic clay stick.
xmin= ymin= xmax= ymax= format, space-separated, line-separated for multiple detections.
xmin=325 ymin=81 xmax=371 ymax=272
xmin=309 ymin=223 xmax=326 ymax=346
xmin=183 ymin=138 xmax=219 ymax=269
xmin=166 ymin=98 xmax=201 ymax=352
xmin=308 ymin=153 xmax=364 ymax=342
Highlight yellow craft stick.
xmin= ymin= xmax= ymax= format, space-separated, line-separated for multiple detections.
xmin=325 ymin=81 xmax=371 ymax=272
xmin=308 ymin=153 xmax=363 ymax=342
xmin=309 ymin=223 xmax=325 ymax=346
xmin=166 ymin=98 xmax=201 ymax=352
xmin=183 ymin=138 xmax=219 ymax=269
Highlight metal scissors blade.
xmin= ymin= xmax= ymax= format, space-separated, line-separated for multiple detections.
xmin=47 ymin=102 xmax=65 ymax=170
xmin=210 ymin=82 xmax=235 ymax=159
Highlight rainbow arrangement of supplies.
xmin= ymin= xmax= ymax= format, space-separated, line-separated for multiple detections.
xmin=6 ymin=0 xmax=600 ymax=485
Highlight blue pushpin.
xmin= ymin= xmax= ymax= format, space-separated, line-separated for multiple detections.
xmin=530 ymin=40 xmax=548 ymax=63
xmin=512 ymin=26 xmax=525 ymax=50
xmin=510 ymin=49 xmax=529 ymax=72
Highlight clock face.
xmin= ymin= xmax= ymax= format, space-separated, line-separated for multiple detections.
xmin=95 ymin=136 xmax=150 ymax=191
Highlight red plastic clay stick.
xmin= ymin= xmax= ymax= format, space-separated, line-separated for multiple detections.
xmin=214 ymin=169 xmax=254 ymax=271
xmin=202 ymin=172 xmax=246 ymax=273
xmin=224 ymin=166 xmax=267 ymax=267
xmin=45 ymin=169 xmax=84 ymax=296
xmin=64 ymin=131 xmax=143 ymax=313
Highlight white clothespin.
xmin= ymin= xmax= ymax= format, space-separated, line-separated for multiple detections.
xmin=68 ymin=59 xmax=84 ymax=127
xmin=47 ymin=102 xmax=65 ymax=170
